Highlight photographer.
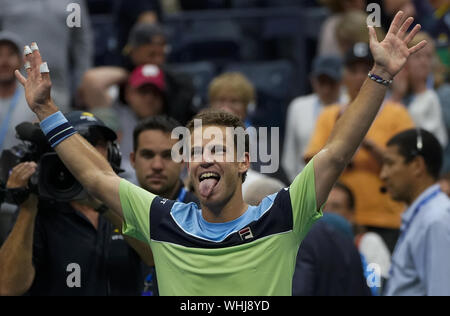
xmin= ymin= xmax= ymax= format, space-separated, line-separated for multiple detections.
xmin=0 ymin=112 xmax=153 ymax=296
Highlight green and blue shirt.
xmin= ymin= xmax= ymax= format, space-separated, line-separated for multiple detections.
xmin=120 ymin=160 xmax=323 ymax=295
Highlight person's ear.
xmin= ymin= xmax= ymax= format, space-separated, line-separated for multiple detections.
xmin=411 ymin=155 xmax=427 ymax=178
xmin=238 ymin=152 xmax=250 ymax=175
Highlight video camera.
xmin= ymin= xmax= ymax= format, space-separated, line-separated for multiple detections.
xmin=0 ymin=112 xmax=122 ymax=204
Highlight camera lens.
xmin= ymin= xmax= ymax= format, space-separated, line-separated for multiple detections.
xmin=47 ymin=163 xmax=76 ymax=192
xmin=38 ymin=153 xmax=84 ymax=201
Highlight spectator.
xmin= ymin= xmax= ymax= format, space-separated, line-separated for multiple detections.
xmin=131 ymin=115 xmax=199 ymax=205
xmin=282 ymin=55 xmax=345 ymax=181
xmin=121 ymin=22 xmax=196 ymax=125
xmin=0 ymin=31 xmax=35 ymax=246
xmin=103 ymin=64 xmax=167 ymax=183
xmin=122 ymin=23 xmax=167 ymax=69
xmin=80 ymin=23 xmax=196 ymax=126
xmin=325 ymin=183 xmax=392 ymax=286
xmin=304 ymin=42 xmax=415 ymax=253
xmin=0 ymin=112 xmax=153 ymax=296
xmin=131 ymin=115 xmax=199 ymax=296
xmin=317 ymin=0 xmax=366 ymax=56
xmin=335 ymin=10 xmax=387 ymax=56
xmin=0 ymin=0 xmax=93 ymax=111
xmin=115 ymin=0 xmax=162 ymax=56
xmin=208 ymin=72 xmax=255 ymax=127
xmin=381 ymin=129 xmax=450 ymax=296
xmin=382 ymin=0 xmax=417 ymax=23
xmin=390 ymin=32 xmax=448 ymax=148
xmin=292 ymin=219 xmax=372 ymax=296
xmin=0 ymin=32 xmax=35 ymax=151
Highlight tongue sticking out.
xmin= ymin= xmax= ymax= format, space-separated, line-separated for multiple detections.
xmin=199 ymin=178 xmax=218 ymax=198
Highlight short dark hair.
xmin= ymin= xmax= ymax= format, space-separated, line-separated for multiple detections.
xmin=333 ymin=182 xmax=355 ymax=211
xmin=133 ymin=115 xmax=182 ymax=151
xmin=186 ymin=109 xmax=249 ymax=183
xmin=387 ymin=128 xmax=443 ymax=180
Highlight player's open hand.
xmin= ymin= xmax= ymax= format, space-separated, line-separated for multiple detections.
xmin=14 ymin=43 xmax=58 ymax=120
xmin=369 ymin=11 xmax=427 ymax=79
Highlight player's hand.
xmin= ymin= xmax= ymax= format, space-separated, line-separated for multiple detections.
xmin=14 ymin=42 xmax=58 ymax=120
xmin=369 ymin=11 xmax=427 ymax=80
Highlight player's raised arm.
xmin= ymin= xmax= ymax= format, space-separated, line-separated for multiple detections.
xmin=310 ymin=12 xmax=427 ymax=207
xmin=15 ymin=43 xmax=123 ymax=218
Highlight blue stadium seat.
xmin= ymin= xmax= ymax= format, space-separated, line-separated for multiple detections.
xmin=169 ymin=20 xmax=243 ymax=64
xmin=90 ymin=14 xmax=120 ymax=66
xmin=265 ymin=0 xmax=305 ymax=7
xmin=230 ymin=0 xmax=264 ymax=8
xmin=231 ymin=0 xmax=316 ymax=7
xmin=262 ymin=7 xmax=328 ymax=40
xmin=168 ymin=62 xmax=217 ymax=110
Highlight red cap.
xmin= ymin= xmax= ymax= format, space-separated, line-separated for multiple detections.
xmin=128 ymin=64 xmax=165 ymax=92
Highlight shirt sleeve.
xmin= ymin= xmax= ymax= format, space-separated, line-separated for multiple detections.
xmin=289 ymin=159 xmax=323 ymax=238
xmin=119 ymin=179 xmax=156 ymax=244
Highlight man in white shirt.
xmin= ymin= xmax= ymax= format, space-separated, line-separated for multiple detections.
xmin=381 ymin=128 xmax=450 ymax=295
xmin=282 ymin=55 xmax=345 ymax=181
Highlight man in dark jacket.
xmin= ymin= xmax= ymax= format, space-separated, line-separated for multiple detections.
xmin=293 ymin=219 xmax=371 ymax=296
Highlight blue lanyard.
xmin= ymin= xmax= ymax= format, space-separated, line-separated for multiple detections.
xmin=397 ymin=188 xmax=441 ymax=247
xmin=176 ymin=187 xmax=187 ymax=203
xmin=0 ymin=88 xmax=21 ymax=150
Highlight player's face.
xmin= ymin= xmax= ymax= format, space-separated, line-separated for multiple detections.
xmin=188 ymin=125 xmax=249 ymax=208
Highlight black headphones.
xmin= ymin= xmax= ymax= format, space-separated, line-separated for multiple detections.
xmin=107 ymin=140 xmax=123 ymax=174
xmin=72 ymin=123 xmax=123 ymax=175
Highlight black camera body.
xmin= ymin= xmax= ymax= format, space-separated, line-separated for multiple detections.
xmin=0 ymin=114 xmax=121 ymax=203
xmin=0 ymin=122 xmax=87 ymax=202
